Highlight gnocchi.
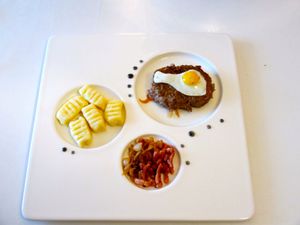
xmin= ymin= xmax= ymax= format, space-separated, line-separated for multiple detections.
xmin=81 ymin=104 xmax=106 ymax=132
xmin=56 ymin=84 xmax=126 ymax=148
xmin=79 ymin=85 xmax=107 ymax=110
xmin=69 ymin=116 xmax=92 ymax=147
xmin=104 ymin=100 xmax=125 ymax=126
xmin=56 ymin=96 xmax=88 ymax=125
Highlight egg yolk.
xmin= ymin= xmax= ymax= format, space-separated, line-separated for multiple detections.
xmin=182 ymin=70 xmax=201 ymax=85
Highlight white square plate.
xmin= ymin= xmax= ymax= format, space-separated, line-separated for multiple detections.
xmin=22 ymin=34 xmax=254 ymax=221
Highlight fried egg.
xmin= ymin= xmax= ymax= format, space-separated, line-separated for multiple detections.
xmin=153 ymin=69 xmax=207 ymax=96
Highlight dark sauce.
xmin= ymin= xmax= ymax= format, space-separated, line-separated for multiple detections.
xmin=188 ymin=131 xmax=195 ymax=137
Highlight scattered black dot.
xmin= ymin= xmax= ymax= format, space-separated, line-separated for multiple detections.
xmin=180 ymin=144 xmax=185 ymax=148
xmin=127 ymin=84 xmax=132 ymax=88
xmin=220 ymin=118 xmax=225 ymax=123
xmin=207 ymin=125 xmax=212 ymax=129
xmin=133 ymin=66 xmax=138 ymax=70
xmin=139 ymin=60 xmax=144 ymax=63
xmin=128 ymin=94 xmax=132 ymax=97
xmin=185 ymin=160 xmax=191 ymax=165
xmin=62 ymin=147 xmax=67 ymax=152
xmin=71 ymin=151 xmax=75 ymax=154
xmin=128 ymin=74 xmax=134 ymax=79
xmin=188 ymin=131 xmax=195 ymax=137
xmin=264 ymin=64 xmax=267 ymax=67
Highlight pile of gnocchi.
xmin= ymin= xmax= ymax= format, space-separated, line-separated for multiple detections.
xmin=56 ymin=84 xmax=125 ymax=147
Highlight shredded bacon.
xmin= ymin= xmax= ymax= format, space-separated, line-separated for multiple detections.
xmin=123 ymin=137 xmax=176 ymax=188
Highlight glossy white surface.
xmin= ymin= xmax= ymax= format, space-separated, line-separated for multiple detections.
xmin=22 ymin=34 xmax=253 ymax=221
xmin=0 ymin=1 xmax=300 ymax=225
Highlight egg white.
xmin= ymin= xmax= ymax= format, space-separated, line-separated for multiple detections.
xmin=153 ymin=70 xmax=207 ymax=96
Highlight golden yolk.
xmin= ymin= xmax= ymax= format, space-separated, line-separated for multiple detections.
xmin=182 ymin=71 xmax=200 ymax=85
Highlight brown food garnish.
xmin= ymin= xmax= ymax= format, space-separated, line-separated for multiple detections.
xmin=123 ymin=137 xmax=177 ymax=189
xmin=139 ymin=96 xmax=153 ymax=104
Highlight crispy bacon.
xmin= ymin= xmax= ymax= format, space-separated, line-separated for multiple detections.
xmin=123 ymin=137 xmax=176 ymax=188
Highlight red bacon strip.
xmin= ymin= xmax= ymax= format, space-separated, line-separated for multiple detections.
xmin=123 ymin=137 xmax=176 ymax=189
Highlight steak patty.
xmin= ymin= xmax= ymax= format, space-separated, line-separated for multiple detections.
xmin=147 ymin=65 xmax=215 ymax=112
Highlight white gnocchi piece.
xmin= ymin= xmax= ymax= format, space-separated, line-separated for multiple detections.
xmin=104 ymin=100 xmax=126 ymax=126
xmin=69 ymin=116 xmax=92 ymax=147
xmin=56 ymin=96 xmax=88 ymax=125
xmin=81 ymin=104 xmax=106 ymax=132
xmin=79 ymin=85 xmax=107 ymax=110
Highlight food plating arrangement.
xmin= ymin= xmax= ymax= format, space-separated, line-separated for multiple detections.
xmin=55 ymin=62 xmax=214 ymax=189
xmin=22 ymin=35 xmax=253 ymax=221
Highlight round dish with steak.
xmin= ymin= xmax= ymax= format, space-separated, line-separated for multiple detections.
xmin=141 ymin=64 xmax=215 ymax=115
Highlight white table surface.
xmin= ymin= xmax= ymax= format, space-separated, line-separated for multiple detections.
xmin=0 ymin=0 xmax=299 ymax=225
